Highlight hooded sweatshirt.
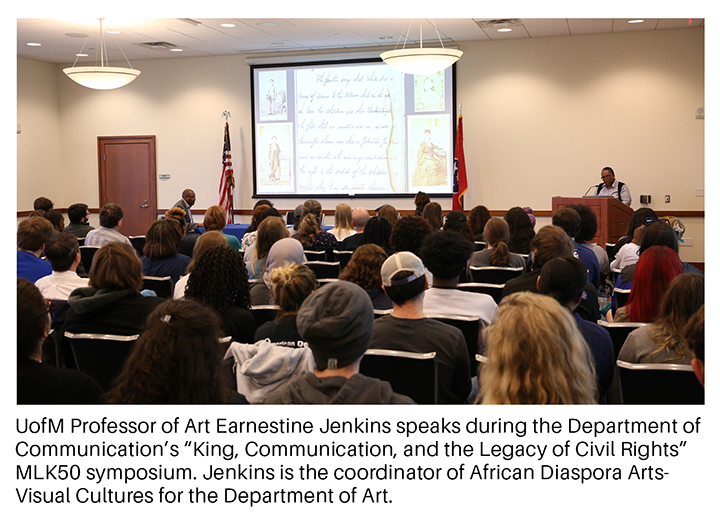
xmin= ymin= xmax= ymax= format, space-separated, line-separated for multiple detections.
xmin=262 ymin=372 xmax=415 ymax=404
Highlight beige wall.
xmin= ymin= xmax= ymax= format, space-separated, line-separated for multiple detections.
xmin=16 ymin=27 xmax=704 ymax=261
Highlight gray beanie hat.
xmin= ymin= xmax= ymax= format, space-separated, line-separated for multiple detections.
xmin=297 ymin=281 xmax=374 ymax=369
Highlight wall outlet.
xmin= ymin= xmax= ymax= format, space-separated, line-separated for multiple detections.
xmin=696 ymin=188 xmax=704 ymax=197
xmin=640 ymin=195 xmax=651 ymax=204
xmin=681 ymin=238 xmax=693 ymax=247
xmin=665 ymin=195 xmax=671 ymax=203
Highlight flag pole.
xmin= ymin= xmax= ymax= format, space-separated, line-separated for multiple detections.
xmin=222 ymin=111 xmax=234 ymax=224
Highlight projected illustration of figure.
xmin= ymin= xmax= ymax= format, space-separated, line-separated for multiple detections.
xmin=266 ymin=80 xmax=277 ymax=116
xmin=413 ymin=130 xmax=446 ymax=186
xmin=269 ymin=136 xmax=281 ymax=182
xmin=419 ymin=77 xmax=442 ymax=111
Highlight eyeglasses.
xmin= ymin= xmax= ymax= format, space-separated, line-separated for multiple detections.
xmin=600 ymin=174 xmax=614 ymax=180
xmin=44 ymin=299 xmax=52 ymax=312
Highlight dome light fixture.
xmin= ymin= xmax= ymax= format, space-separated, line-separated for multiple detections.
xmin=380 ymin=19 xmax=462 ymax=75
xmin=63 ymin=18 xmax=140 ymax=90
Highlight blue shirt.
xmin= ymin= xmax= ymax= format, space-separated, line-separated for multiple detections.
xmin=574 ymin=240 xmax=601 ymax=289
xmin=574 ymin=313 xmax=615 ymax=403
xmin=17 ymin=251 xmax=52 ymax=283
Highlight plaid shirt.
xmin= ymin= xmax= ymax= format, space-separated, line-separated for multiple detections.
xmin=83 ymin=226 xmax=131 ymax=247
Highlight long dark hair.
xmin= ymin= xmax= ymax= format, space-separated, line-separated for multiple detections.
xmin=504 ymin=206 xmax=535 ymax=254
xmin=105 ymin=299 xmax=232 ymax=404
xmin=185 ymin=246 xmax=251 ymax=326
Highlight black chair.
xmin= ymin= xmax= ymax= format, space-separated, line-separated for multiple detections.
xmin=606 ymin=243 xmax=618 ymax=265
xmin=373 ymin=308 xmax=393 ymax=319
xmin=316 ymin=278 xmax=340 ymax=287
xmin=458 ymin=282 xmax=505 ymax=304
xmin=63 ymin=331 xmax=139 ymax=391
xmin=304 ymin=261 xmax=341 ymax=279
xmin=142 ymin=276 xmax=174 ymax=298
xmin=286 ymin=211 xmax=295 ymax=226
xmin=250 ymin=305 xmax=280 ymax=329
xmin=616 ymin=361 xmax=704 ymax=404
xmin=468 ymin=266 xmax=523 ymax=284
xmin=333 ymin=250 xmax=354 ymax=271
xmin=129 ymin=235 xmax=146 ymax=257
xmin=426 ymin=313 xmax=483 ymax=377
xmin=597 ymin=320 xmax=648 ymax=360
xmin=77 ymin=237 xmax=85 ymax=247
xmin=473 ymin=241 xmax=486 ymax=251
xmin=304 ymin=250 xmax=326 ymax=262
xmin=79 ymin=246 xmax=100 ymax=272
xmin=360 ymin=349 xmax=439 ymax=404
xmin=613 ymin=287 xmax=632 ymax=308
xmin=610 ymin=267 xmax=622 ymax=285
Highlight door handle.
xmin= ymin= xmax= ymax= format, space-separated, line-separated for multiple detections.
xmin=140 ymin=199 xmax=148 ymax=209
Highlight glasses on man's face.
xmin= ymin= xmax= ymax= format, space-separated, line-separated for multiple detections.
xmin=601 ymin=174 xmax=614 ymax=180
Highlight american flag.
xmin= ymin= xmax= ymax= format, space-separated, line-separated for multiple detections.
xmin=452 ymin=113 xmax=468 ymax=211
xmin=219 ymin=122 xmax=235 ymax=223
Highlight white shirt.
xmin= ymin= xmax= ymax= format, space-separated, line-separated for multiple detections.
xmin=328 ymin=227 xmax=356 ymax=242
xmin=610 ymin=243 xmax=640 ymax=271
xmin=84 ymin=226 xmax=132 ymax=247
xmin=174 ymin=274 xmax=189 ymax=299
xmin=597 ymin=179 xmax=632 ymax=207
xmin=35 ymin=270 xmax=89 ymax=300
xmin=422 ymin=287 xmax=497 ymax=326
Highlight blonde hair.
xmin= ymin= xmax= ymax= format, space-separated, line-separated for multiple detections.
xmin=269 ymin=262 xmax=316 ymax=316
xmin=334 ymin=204 xmax=354 ymax=234
xmin=203 ymin=206 xmax=227 ymax=231
xmin=294 ymin=213 xmax=322 ymax=249
xmin=478 ymin=292 xmax=597 ymax=404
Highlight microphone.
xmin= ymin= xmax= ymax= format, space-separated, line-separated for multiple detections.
xmin=582 ymin=184 xmax=598 ymax=197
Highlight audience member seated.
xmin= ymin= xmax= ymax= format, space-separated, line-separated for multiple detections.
xmin=35 ymin=232 xmax=88 ymax=299
xmin=293 ymin=213 xmax=338 ymax=252
xmin=369 ymin=252 xmax=471 ymax=404
xmin=360 ymin=216 xmax=393 ymax=256
xmin=377 ymin=204 xmax=399 ymax=229
xmin=240 ymin=204 xmax=270 ymax=251
xmin=263 ymin=281 xmax=415 ymax=404
xmin=390 ymin=215 xmax=433 ymax=257
xmin=339 ymin=244 xmax=392 ymax=310
xmin=17 ymin=216 xmax=53 ymax=283
xmin=443 ymin=210 xmax=474 ymax=242
xmin=65 ymin=203 xmax=95 ymax=239
xmin=203 ymin=205 xmax=240 ymax=251
xmin=617 ymin=273 xmax=703 ymax=364
xmin=683 ymin=305 xmax=705 ymax=387
xmin=84 ymin=203 xmax=132 ymax=247
xmin=328 ymin=203 xmax=357 ymax=242
xmin=422 ymin=202 xmax=443 ymax=232
xmin=538 ymin=256 xmax=614 ymax=403
xmin=568 ymin=203 xmax=609 ymax=285
xmin=614 ymin=207 xmax=658 ymax=251
xmin=44 ymin=209 xmax=65 ymax=238
xmin=105 ymin=299 xmax=246 ymax=404
xmin=185 ymin=245 xmax=256 ymax=344
xmin=608 ymin=246 xmax=683 ymax=323
xmin=340 ymin=207 xmax=370 ymax=250
xmin=503 ymin=225 xmax=600 ymax=322
xmin=173 ymin=188 xmax=198 ymax=232
xmin=413 ymin=191 xmax=430 ymax=216
xmin=467 ymin=218 xmax=526 ymax=272
xmin=477 ymin=292 xmax=597 ymax=404
xmin=467 ymin=205 xmax=492 ymax=241
xmin=504 ymin=206 xmax=536 ymax=254
xmin=610 ymin=225 xmax=642 ymax=271
xmin=250 ymin=238 xmax=307 ymax=305
xmin=140 ymin=218 xmax=192 ymax=283
xmin=165 ymin=207 xmax=200 ymax=257
xmin=17 ymin=278 xmax=103 ymax=404
xmin=174 ymin=231 xmax=228 ymax=299
xmin=254 ymin=262 xmax=316 ymax=347
xmin=245 ymin=216 xmax=291 ymax=279
xmin=552 ymin=207 xmax=601 ymax=289
xmin=33 ymin=196 xmax=54 ymax=212
xmin=421 ymin=231 xmax=496 ymax=326
xmin=63 ymin=242 xmax=165 ymax=337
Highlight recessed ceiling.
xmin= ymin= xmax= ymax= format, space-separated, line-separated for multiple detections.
xmin=17 ymin=18 xmax=704 ymax=64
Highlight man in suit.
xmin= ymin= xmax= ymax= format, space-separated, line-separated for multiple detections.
xmin=174 ymin=189 xmax=197 ymax=232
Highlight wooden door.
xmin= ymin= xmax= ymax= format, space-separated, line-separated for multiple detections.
xmin=98 ymin=136 xmax=157 ymax=237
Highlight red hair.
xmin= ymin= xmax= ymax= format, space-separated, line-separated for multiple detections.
xmin=625 ymin=246 xmax=683 ymax=322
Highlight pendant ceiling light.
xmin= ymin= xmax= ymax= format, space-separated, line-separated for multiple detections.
xmin=380 ymin=19 xmax=462 ymax=75
xmin=63 ymin=18 xmax=141 ymax=90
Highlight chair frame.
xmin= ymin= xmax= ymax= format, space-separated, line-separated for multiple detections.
xmin=457 ymin=282 xmax=505 ymax=304
xmin=361 ymin=348 xmax=439 ymax=404
xmin=597 ymin=320 xmax=649 ymax=360
xmin=616 ymin=360 xmax=704 ymax=404
xmin=142 ymin=275 xmax=175 ymax=298
xmin=468 ymin=265 xmax=523 ymax=284
xmin=426 ymin=313 xmax=483 ymax=377
xmin=63 ymin=331 xmax=139 ymax=391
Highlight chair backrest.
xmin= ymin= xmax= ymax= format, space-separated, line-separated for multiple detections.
xmin=79 ymin=245 xmax=100 ymax=273
xmin=468 ymin=266 xmax=524 ymax=284
xmin=360 ymin=349 xmax=438 ymax=404
xmin=77 ymin=237 xmax=85 ymax=247
xmin=316 ymin=278 xmax=340 ymax=287
xmin=426 ymin=313 xmax=483 ymax=377
xmin=303 ymin=250 xmax=326 ymax=262
xmin=605 ymin=243 xmax=618 ymax=265
xmin=613 ymin=287 xmax=632 ymax=308
xmin=373 ymin=308 xmax=393 ymax=319
xmin=457 ymin=282 xmax=504 ymax=304
xmin=63 ymin=331 xmax=139 ymax=391
xmin=142 ymin=276 xmax=174 ymax=298
xmin=616 ymin=360 xmax=704 ymax=404
xmin=333 ymin=250 xmax=354 ymax=271
xmin=304 ymin=260 xmax=341 ymax=279
xmin=473 ymin=241 xmax=486 ymax=251
xmin=129 ymin=235 xmax=146 ymax=257
xmin=597 ymin=320 xmax=648 ymax=360
xmin=286 ymin=211 xmax=295 ymax=226
xmin=250 ymin=305 xmax=280 ymax=328
xmin=610 ymin=267 xmax=622 ymax=285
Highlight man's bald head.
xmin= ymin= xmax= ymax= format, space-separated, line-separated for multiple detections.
xmin=352 ymin=207 xmax=370 ymax=231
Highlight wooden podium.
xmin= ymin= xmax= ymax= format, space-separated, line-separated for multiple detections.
xmin=552 ymin=196 xmax=634 ymax=249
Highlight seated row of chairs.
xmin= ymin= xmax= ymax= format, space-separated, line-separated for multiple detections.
xmin=79 ymin=236 xmax=145 ymax=272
